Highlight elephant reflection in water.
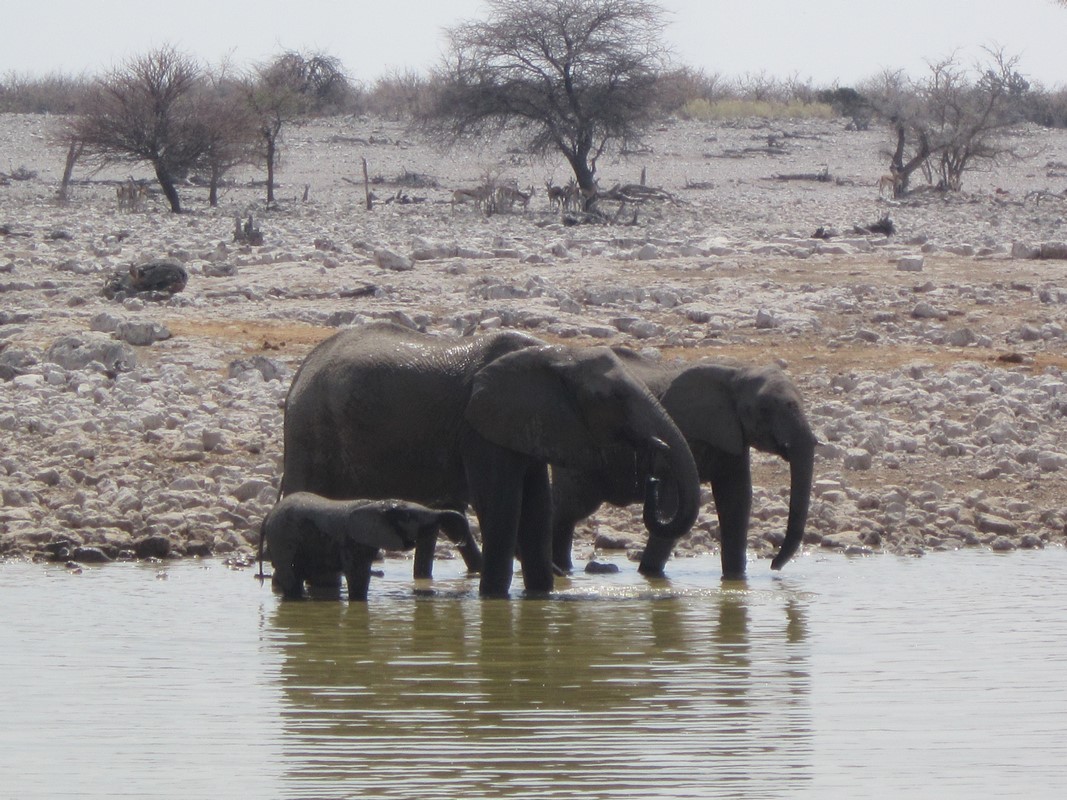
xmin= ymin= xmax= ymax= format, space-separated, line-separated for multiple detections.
xmin=268 ymin=589 xmax=813 ymax=795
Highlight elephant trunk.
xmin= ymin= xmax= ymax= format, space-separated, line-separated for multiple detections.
xmin=770 ymin=439 xmax=815 ymax=571
xmin=638 ymin=423 xmax=701 ymax=576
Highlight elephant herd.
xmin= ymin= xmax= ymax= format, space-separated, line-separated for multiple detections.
xmin=262 ymin=321 xmax=816 ymax=600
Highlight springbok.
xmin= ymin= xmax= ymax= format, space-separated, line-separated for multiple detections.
xmin=878 ymin=169 xmax=902 ymax=198
xmin=495 ymin=184 xmax=533 ymax=213
xmin=546 ymin=178 xmax=580 ymax=213
xmin=116 ymin=178 xmax=148 ymax=211
xmin=451 ymin=185 xmax=492 ymax=214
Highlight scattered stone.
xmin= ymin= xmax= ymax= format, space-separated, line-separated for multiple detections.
xmin=976 ymin=514 xmax=1017 ymax=536
xmin=1011 ymin=241 xmax=1040 ymax=260
xmin=115 ymin=321 xmax=171 ymax=346
xmin=46 ymin=333 xmax=136 ymax=373
xmin=755 ymin=309 xmax=779 ymax=329
xmin=374 ymin=248 xmax=414 ymax=271
xmin=896 ymin=256 xmax=924 ymax=272
xmin=843 ymin=448 xmax=873 ymax=470
xmin=911 ymin=302 xmax=945 ymax=320
xmin=227 ymin=356 xmax=288 ymax=382
xmin=72 ymin=546 xmax=112 ymax=563
xmin=133 ymin=535 xmax=172 ymax=559
xmin=585 ymin=560 xmax=621 ymax=574
xmin=946 ymin=328 xmax=977 ymax=347
xmin=594 ymin=531 xmax=638 ymax=550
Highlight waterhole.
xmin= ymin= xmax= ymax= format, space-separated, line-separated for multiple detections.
xmin=2 ymin=550 xmax=1065 ymax=798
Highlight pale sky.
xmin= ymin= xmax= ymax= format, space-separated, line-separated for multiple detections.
xmin=2 ymin=0 xmax=1065 ymax=88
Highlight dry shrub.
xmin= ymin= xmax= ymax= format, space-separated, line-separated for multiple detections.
xmin=680 ymin=98 xmax=834 ymax=121
xmin=0 ymin=71 xmax=91 ymax=113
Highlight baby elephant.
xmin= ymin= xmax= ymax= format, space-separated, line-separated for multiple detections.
xmin=262 ymin=493 xmax=469 ymax=601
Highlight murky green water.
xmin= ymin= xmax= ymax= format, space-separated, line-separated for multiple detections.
xmin=2 ymin=550 xmax=1065 ymax=799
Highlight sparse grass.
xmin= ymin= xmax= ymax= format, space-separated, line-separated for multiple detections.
xmin=679 ymin=98 xmax=834 ymax=121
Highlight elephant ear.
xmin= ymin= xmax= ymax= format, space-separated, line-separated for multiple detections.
xmin=661 ymin=364 xmax=745 ymax=455
xmin=465 ymin=346 xmax=604 ymax=469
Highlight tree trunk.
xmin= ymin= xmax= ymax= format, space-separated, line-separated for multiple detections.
xmin=153 ymin=161 xmax=182 ymax=213
xmin=265 ymin=132 xmax=277 ymax=206
xmin=208 ymin=164 xmax=220 ymax=207
xmin=57 ymin=139 xmax=82 ymax=205
xmin=567 ymin=153 xmax=597 ymax=211
xmin=890 ymin=123 xmax=931 ymax=198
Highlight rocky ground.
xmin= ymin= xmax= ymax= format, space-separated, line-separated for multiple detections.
xmin=2 ymin=112 xmax=1067 ymax=575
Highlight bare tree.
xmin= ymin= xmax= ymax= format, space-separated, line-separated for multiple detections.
xmin=245 ymin=51 xmax=350 ymax=206
xmin=72 ymin=46 xmax=208 ymax=212
xmin=864 ymin=49 xmax=1028 ymax=196
xmin=927 ymin=49 xmax=1028 ymax=191
xmin=424 ymin=0 xmax=670 ymax=209
xmin=863 ymin=68 xmax=933 ymax=196
xmin=197 ymin=66 xmax=258 ymax=206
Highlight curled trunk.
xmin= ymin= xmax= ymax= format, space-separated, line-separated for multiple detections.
xmin=637 ymin=425 xmax=701 ymax=576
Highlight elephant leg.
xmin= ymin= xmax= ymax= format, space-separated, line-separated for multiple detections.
xmin=448 ymin=514 xmax=486 ymax=576
xmin=468 ymin=447 xmax=528 ymax=598
xmin=551 ymin=471 xmax=607 ymax=573
xmin=516 ymin=463 xmax=553 ymax=595
xmin=413 ymin=528 xmax=438 ymax=580
xmin=707 ymin=450 xmax=752 ymax=580
xmin=341 ymin=545 xmax=376 ymax=601
xmin=415 ymin=512 xmax=482 ymax=578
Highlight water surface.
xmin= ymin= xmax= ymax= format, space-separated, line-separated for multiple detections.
xmin=2 ymin=550 xmax=1065 ymax=798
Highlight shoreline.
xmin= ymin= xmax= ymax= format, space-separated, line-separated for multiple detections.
xmin=2 ymin=112 xmax=1066 ymax=572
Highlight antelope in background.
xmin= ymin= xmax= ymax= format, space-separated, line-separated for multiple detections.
xmin=878 ymin=166 xmax=902 ymax=198
xmin=117 ymin=178 xmax=148 ymax=211
xmin=451 ymin=185 xmax=493 ymax=214
xmin=494 ymin=183 xmax=533 ymax=213
xmin=545 ymin=178 xmax=579 ymax=213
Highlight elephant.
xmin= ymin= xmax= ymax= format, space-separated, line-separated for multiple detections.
xmin=551 ymin=349 xmax=817 ymax=580
xmin=279 ymin=321 xmax=702 ymax=597
xmin=262 ymin=491 xmax=472 ymax=600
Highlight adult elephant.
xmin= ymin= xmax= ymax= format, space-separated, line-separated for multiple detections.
xmin=280 ymin=322 xmax=701 ymax=597
xmin=552 ymin=350 xmax=816 ymax=580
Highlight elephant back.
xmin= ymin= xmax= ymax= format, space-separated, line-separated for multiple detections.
xmin=281 ymin=323 xmax=544 ymax=506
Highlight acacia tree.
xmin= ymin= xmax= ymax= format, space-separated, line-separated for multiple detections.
xmin=425 ymin=0 xmax=670 ymax=208
xmin=73 ymin=45 xmax=209 ymax=212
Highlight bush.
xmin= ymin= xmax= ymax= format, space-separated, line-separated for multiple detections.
xmin=0 ymin=71 xmax=90 ymax=114
xmin=363 ymin=69 xmax=427 ymax=120
xmin=679 ymin=98 xmax=834 ymax=121
xmin=1018 ymin=85 xmax=1067 ymax=129
xmin=652 ymin=67 xmax=732 ymax=116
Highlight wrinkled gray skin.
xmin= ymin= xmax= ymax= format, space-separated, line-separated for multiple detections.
xmin=262 ymin=492 xmax=471 ymax=600
xmin=552 ymin=350 xmax=817 ymax=580
xmin=280 ymin=322 xmax=701 ymax=597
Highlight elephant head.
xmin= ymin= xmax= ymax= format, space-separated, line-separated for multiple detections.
xmin=465 ymin=344 xmax=702 ymax=546
xmin=662 ymin=363 xmax=816 ymax=575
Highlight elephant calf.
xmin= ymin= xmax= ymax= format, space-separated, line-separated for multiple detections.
xmin=261 ymin=493 xmax=469 ymax=600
